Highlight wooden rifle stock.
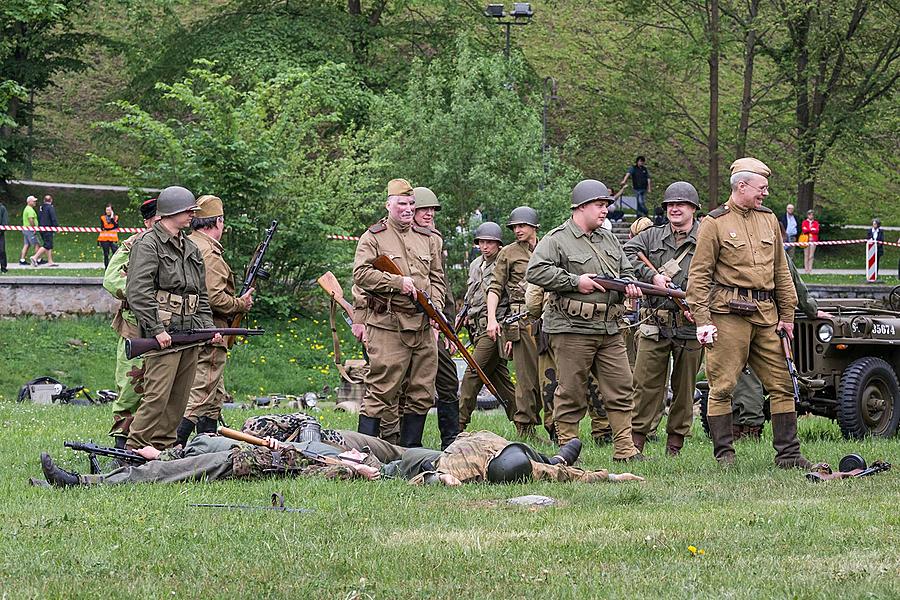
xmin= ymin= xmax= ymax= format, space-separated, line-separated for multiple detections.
xmin=777 ymin=329 xmax=802 ymax=403
xmin=371 ymin=255 xmax=507 ymax=410
xmin=591 ymin=275 xmax=691 ymax=314
xmin=217 ymin=426 xmax=355 ymax=468
xmin=125 ymin=328 xmax=264 ymax=360
xmin=317 ymin=271 xmax=356 ymax=322
xmin=634 ymin=252 xmax=692 ymax=315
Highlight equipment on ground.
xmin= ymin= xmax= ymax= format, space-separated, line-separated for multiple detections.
xmin=125 ymin=328 xmax=264 ymax=359
xmin=64 ymin=441 xmax=147 ymax=474
xmin=18 ymin=377 xmax=115 ymax=406
xmin=227 ymin=220 xmax=277 ymax=347
xmin=191 ymin=492 xmax=311 ymax=513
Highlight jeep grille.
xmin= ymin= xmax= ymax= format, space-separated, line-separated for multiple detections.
xmin=792 ymin=322 xmax=815 ymax=374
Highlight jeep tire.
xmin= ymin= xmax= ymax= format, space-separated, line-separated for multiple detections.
xmin=837 ymin=357 xmax=900 ymax=438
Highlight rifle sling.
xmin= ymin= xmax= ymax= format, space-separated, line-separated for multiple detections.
xmin=328 ymin=299 xmax=356 ymax=385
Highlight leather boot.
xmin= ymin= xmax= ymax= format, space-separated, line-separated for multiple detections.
xmin=515 ymin=423 xmax=538 ymax=441
xmin=665 ymin=433 xmax=685 ymax=456
xmin=707 ymin=414 xmax=736 ymax=466
xmin=771 ymin=412 xmax=812 ymax=469
xmin=358 ymin=415 xmax=381 ymax=437
xmin=195 ymin=416 xmax=218 ymax=435
xmin=746 ymin=425 xmax=763 ymax=440
xmin=632 ymin=431 xmax=647 ymax=453
xmin=41 ymin=453 xmax=82 ymax=487
xmin=551 ymin=439 xmax=583 ymax=466
xmin=175 ymin=418 xmax=196 ymax=448
xmin=436 ymin=400 xmax=460 ymax=450
xmin=732 ymin=423 xmax=745 ymax=442
xmin=399 ymin=413 xmax=428 ymax=448
xmin=554 ymin=421 xmax=581 ymax=445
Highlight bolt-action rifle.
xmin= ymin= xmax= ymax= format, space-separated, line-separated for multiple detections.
xmin=371 ymin=255 xmax=507 ymax=410
xmin=590 ymin=275 xmax=690 ymax=314
xmin=633 ymin=251 xmax=693 ymax=316
xmin=317 ymin=271 xmax=369 ymax=363
xmin=777 ymin=328 xmax=802 ymax=404
xmin=125 ymin=328 xmax=264 ymax=360
xmin=64 ymin=441 xmax=147 ymax=474
xmin=217 ymin=427 xmax=361 ymax=468
xmin=226 ymin=220 xmax=277 ymax=348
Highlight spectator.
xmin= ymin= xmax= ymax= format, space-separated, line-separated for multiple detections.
xmin=620 ymin=155 xmax=651 ymax=218
xmin=97 ymin=204 xmax=120 ymax=267
xmin=779 ymin=203 xmax=799 ymax=258
xmin=0 ymin=197 xmax=7 ymax=273
xmin=801 ymin=209 xmax=820 ymax=274
xmin=30 ymin=194 xmax=60 ymax=267
xmin=866 ymin=218 xmax=885 ymax=279
xmin=20 ymin=195 xmax=39 ymax=265
xmin=652 ymin=205 xmax=667 ymax=226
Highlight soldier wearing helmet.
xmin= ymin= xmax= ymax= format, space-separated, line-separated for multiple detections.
xmin=623 ymin=181 xmax=703 ymax=456
xmin=526 ymin=179 xmax=647 ymax=462
xmin=124 ymin=185 xmax=220 ymax=450
xmin=352 ymin=179 xmax=446 ymax=448
xmin=486 ymin=206 xmax=543 ymax=440
xmin=458 ymin=221 xmax=517 ymax=430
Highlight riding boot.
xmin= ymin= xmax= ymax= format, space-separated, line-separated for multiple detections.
xmin=550 ymin=439 xmax=583 ymax=466
xmin=175 ymin=417 xmax=196 ymax=448
xmin=707 ymin=414 xmax=736 ymax=466
xmin=436 ymin=400 xmax=460 ymax=450
xmin=399 ymin=413 xmax=428 ymax=448
xmin=632 ymin=431 xmax=647 ymax=453
xmin=771 ymin=412 xmax=812 ymax=469
xmin=195 ymin=416 xmax=218 ymax=435
xmin=665 ymin=433 xmax=685 ymax=456
xmin=41 ymin=453 xmax=82 ymax=487
xmin=357 ymin=415 xmax=381 ymax=437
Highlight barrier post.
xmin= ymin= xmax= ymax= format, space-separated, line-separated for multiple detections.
xmin=865 ymin=240 xmax=878 ymax=282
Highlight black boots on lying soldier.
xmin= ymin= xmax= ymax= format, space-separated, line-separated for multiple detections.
xmin=358 ymin=415 xmax=380 ymax=437
xmin=550 ymin=439 xmax=582 ymax=466
xmin=41 ymin=453 xmax=81 ymax=487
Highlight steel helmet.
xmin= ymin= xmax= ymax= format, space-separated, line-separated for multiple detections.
xmin=571 ymin=179 xmax=614 ymax=209
xmin=507 ymin=206 xmax=539 ymax=229
xmin=156 ymin=186 xmax=198 ymax=217
xmin=474 ymin=221 xmax=503 ymax=242
xmin=413 ymin=187 xmax=441 ymax=210
xmin=486 ymin=443 xmax=534 ymax=483
xmin=662 ymin=181 xmax=701 ymax=208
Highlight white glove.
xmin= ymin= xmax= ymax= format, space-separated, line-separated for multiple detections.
xmin=696 ymin=324 xmax=718 ymax=345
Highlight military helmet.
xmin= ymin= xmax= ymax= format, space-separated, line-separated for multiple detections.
xmin=662 ymin=181 xmax=701 ymax=209
xmin=630 ymin=216 xmax=654 ymax=237
xmin=413 ymin=187 xmax=441 ymax=210
xmin=571 ymin=179 xmax=614 ymax=209
xmin=486 ymin=443 xmax=534 ymax=483
xmin=156 ymin=186 xmax=198 ymax=217
xmin=474 ymin=221 xmax=503 ymax=242
xmin=507 ymin=206 xmax=539 ymax=229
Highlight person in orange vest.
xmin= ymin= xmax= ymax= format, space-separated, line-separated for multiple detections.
xmin=98 ymin=204 xmax=120 ymax=267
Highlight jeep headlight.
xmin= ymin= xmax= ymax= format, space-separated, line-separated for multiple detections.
xmin=817 ymin=323 xmax=834 ymax=343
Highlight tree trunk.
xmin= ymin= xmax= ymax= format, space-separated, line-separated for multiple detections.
xmin=707 ymin=0 xmax=720 ymax=209
xmin=793 ymin=8 xmax=813 ymax=213
xmin=736 ymin=0 xmax=759 ymax=157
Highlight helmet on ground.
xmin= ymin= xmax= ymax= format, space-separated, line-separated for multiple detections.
xmin=486 ymin=443 xmax=534 ymax=483
xmin=156 ymin=186 xmax=198 ymax=217
xmin=662 ymin=182 xmax=701 ymax=209
xmin=413 ymin=187 xmax=440 ymax=210
xmin=474 ymin=221 xmax=503 ymax=242
xmin=507 ymin=206 xmax=539 ymax=229
xmin=571 ymin=179 xmax=614 ymax=209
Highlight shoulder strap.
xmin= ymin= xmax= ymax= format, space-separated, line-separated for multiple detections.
xmin=580 ymin=234 xmax=619 ymax=277
xmin=708 ymin=206 xmax=729 ymax=218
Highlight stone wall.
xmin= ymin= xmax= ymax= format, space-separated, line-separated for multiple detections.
xmin=807 ymin=284 xmax=894 ymax=300
xmin=0 ymin=277 xmax=118 ymax=317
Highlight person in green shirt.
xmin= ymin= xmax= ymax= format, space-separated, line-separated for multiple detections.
xmin=19 ymin=195 xmax=39 ymax=265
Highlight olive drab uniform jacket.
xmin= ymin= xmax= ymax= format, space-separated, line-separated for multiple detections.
xmin=487 ymin=241 xmax=532 ymax=340
xmin=623 ymin=222 xmax=699 ymax=339
xmin=126 ymin=221 xmax=214 ymax=337
xmin=686 ymin=201 xmax=797 ymax=328
xmin=464 ymin=254 xmax=507 ymax=335
xmin=352 ymin=216 xmax=445 ymax=331
xmin=104 ymin=231 xmax=150 ymax=339
xmin=188 ymin=230 xmax=244 ymax=328
xmin=526 ymin=219 xmax=637 ymax=335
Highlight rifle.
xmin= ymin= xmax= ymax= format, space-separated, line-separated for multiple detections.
xmin=227 ymin=220 xmax=277 ymax=348
xmin=125 ymin=328 xmax=265 ymax=360
xmin=317 ymin=271 xmax=369 ymax=363
xmin=777 ymin=328 xmax=802 ymax=404
xmin=502 ymin=311 xmax=528 ymax=325
xmin=634 ymin=251 xmax=693 ymax=316
xmin=217 ymin=427 xmax=359 ymax=468
xmin=64 ymin=441 xmax=147 ymax=474
xmin=590 ymin=275 xmax=691 ymax=314
xmin=453 ymin=300 xmax=471 ymax=334
xmin=371 ymin=255 xmax=507 ymax=410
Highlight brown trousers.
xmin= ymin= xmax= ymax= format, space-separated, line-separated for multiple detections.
xmin=631 ymin=334 xmax=703 ymax=437
xmin=459 ymin=333 xmax=517 ymax=429
xmin=510 ymin=323 xmax=541 ymax=426
xmin=539 ymin=345 xmax=610 ymax=439
xmin=362 ymin=325 xmax=436 ymax=420
xmin=706 ymin=314 xmax=796 ymax=417
xmin=184 ymin=344 xmax=229 ymax=421
xmin=127 ymin=346 xmax=200 ymax=449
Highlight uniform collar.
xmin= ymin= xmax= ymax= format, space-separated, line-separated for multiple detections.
xmin=191 ymin=229 xmax=223 ymax=252
xmin=387 ymin=215 xmax=411 ymax=233
xmin=566 ymin=218 xmax=594 ymax=239
xmin=664 ymin=221 xmax=699 ymax=246
xmin=153 ymin=220 xmax=183 ymax=245
xmin=725 ymin=198 xmax=752 ymax=215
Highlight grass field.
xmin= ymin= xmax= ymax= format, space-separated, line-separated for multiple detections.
xmin=1 ymin=316 xmax=899 ymax=598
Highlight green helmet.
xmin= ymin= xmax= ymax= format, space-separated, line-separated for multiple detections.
xmin=507 ymin=206 xmax=539 ymax=229
xmin=156 ymin=186 xmax=198 ymax=217
xmin=486 ymin=443 xmax=534 ymax=484
xmin=662 ymin=181 xmax=701 ymax=208
xmin=474 ymin=221 xmax=503 ymax=242
xmin=413 ymin=187 xmax=441 ymax=210
xmin=571 ymin=179 xmax=614 ymax=209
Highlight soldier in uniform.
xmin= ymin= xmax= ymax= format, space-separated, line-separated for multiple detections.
xmin=125 ymin=186 xmax=220 ymax=450
xmin=686 ymin=157 xmax=811 ymax=468
xmin=458 ymin=222 xmax=517 ymax=430
xmin=486 ymin=206 xmax=542 ymax=440
xmin=526 ymin=180 xmax=645 ymax=462
xmin=174 ymin=195 xmax=255 ymax=446
xmin=624 ymin=181 xmax=703 ymax=456
xmin=103 ymin=198 xmax=160 ymax=448
xmin=352 ymin=179 xmax=446 ymax=448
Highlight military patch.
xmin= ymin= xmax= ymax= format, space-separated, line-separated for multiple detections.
xmin=729 ymin=231 xmax=737 ymax=239
xmin=753 ymin=205 xmax=773 ymax=213
xmin=412 ymin=225 xmax=432 ymax=236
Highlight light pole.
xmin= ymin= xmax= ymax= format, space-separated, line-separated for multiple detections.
xmin=484 ymin=3 xmax=534 ymax=59
xmin=541 ymin=76 xmax=558 ymax=191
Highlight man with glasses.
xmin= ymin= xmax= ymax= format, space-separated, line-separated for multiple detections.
xmin=686 ymin=157 xmax=811 ymax=470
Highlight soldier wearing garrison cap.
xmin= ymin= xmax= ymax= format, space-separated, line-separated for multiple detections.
xmin=351 ymin=179 xmax=446 ymax=448
xmin=686 ymin=157 xmax=811 ymax=469
xmin=125 ymin=186 xmax=220 ymax=450
xmin=173 ymin=195 xmax=255 ymax=446
xmin=526 ymin=179 xmax=646 ymax=463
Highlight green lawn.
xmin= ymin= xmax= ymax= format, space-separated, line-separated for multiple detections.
xmin=1 ymin=316 xmax=898 ymax=598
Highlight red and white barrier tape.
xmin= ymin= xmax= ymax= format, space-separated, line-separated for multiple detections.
xmin=783 ymin=238 xmax=900 ymax=248
xmin=327 ymin=234 xmax=360 ymax=241
xmin=0 ymin=225 xmax=145 ymax=233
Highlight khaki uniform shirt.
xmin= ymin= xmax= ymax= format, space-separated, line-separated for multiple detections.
xmin=188 ymin=230 xmax=244 ymax=328
xmin=623 ymin=221 xmax=699 ymax=338
xmin=526 ymin=219 xmax=637 ymax=335
xmin=487 ymin=241 xmax=533 ymax=307
xmin=126 ymin=221 xmax=214 ymax=337
xmin=464 ymin=254 xmax=505 ymax=333
xmin=352 ymin=216 xmax=445 ymax=331
xmin=686 ymin=200 xmax=797 ymax=327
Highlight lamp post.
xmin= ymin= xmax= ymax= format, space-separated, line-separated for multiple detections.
xmin=541 ymin=76 xmax=558 ymax=191
xmin=484 ymin=3 xmax=534 ymax=59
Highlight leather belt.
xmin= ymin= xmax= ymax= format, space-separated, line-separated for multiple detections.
xmin=366 ymin=295 xmax=419 ymax=315
xmin=716 ymin=284 xmax=772 ymax=301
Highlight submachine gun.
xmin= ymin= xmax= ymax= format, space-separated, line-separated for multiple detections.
xmin=226 ymin=220 xmax=277 ymax=348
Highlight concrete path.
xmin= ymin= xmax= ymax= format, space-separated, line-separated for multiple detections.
xmin=8 ymin=179 xmax=161 ymax=194
xmin=4 ymin=261 xmax=105 ymax=270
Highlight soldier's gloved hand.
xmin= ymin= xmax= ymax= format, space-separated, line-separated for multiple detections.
xmin=776 ymin=321 xmax=794 ymax=340
xmin=652 ymin=273 xmax=671 ymax=288
xmin=351 ymin=323 xmax=367 ymax=343
xmin=578 ymin=273 xmax=606 ymax=294
xmin=696 ymin=324 xmax=718 ymax=345
xmin=155 ymin=330 xmax=172 ymax=349
xmin=400 ymin=276 xmax=415 ymax=296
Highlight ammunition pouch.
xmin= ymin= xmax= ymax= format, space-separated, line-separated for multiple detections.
xmin=557 ymin=296 xmax=625 ymax=321
xmin=640 ymin=307 xmax=691 ymax=330
xmin=638 ymin=323 xmax=661 ymax=341
xmin=111 ymin=309 xmax=140 ymax=340
xmin=155 ymin=290 xmax=198 ymax=326
xmin=716 ymin=284 xmax=771 ymax=316
xmin=366 ymin=295 xmax=418 ymax=316
xmin=727 ymin=299 xmax=759 ymax=316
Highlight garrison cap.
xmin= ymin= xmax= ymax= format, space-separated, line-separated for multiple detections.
xmin=387 ymin=178 xmax=414 ymax=197
xmin=195 ymin=195 xmax=224 ymax=218
xmin=730 ymin=157 xmax=771 ymax=178
xmin=140 ymin=198 xmax=158 ymax=220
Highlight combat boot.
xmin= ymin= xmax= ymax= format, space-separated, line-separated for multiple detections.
xmin=550 ymin=439 xmax=583 ymax=466
xmin=41 ymin=453 xmax=82 ymax=487
xmin=175 ymin=418 xmax=196 ymax=447
xmin=591 ymin=432 xmax=613 ymax=446
xmin=632 ymin=431 xmax=647 ymax=453
xmin=436 ymin=400 xmax=460 ymax=450
xmin=707 ymin=414 xmax=736 ymax=466
xmin=357 ymin=415 xmax=381 ymax=437
xmin=665 ymin=433 xmax=685 ymax=456
xmin=399 ymin=413 xmax=428 ymax=448
xmin=771 ymin=412 xmax=812 ymax=469
xmin=745 ymin=425 xmax=763 ymax=440
xmin=554 ymin=421 xmax=581 ymax=446
xmin=195 ymin=416 xmax=218 ymax=435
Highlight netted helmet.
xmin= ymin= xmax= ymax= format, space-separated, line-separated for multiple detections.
xmin=662 ymin=181 xmax=701 ymax=208
xmin=156 ymin=186 xmax=198 ymax=217
xmin=474 ymin=221 xmax=503 ymax=242
xmin=571 ymin=179 xmax=614 ymax=209
xmin=507 ymin=206 xmax=539 ymax=229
